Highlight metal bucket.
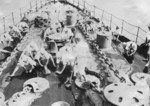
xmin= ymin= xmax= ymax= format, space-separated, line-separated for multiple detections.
xmin=65 ymin=10 xmax=74 ymax=26
xmin=66 ymin=15 xmax=72 ymax=26
xmin=51 ymin=101 xmax=70 ymax=106
xmin=97 ymin=32 xmax=112 ymax=49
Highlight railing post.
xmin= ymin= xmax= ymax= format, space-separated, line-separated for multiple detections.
xmin=3 ymin=17 xmax=5 ymax=32
xmin=36 ymin=0 xmax=38 ymax=12
xmin=46 ymin=0 xmax=48 ymax=5
xmin=45 ymin=0 xmax=47 ymax=4
xmin=24 ymin=13 xmax=26 ymax=18
xmin=101 ymin=10 xmax=104 ymax=21
xmin=110 ymin=14 xmax=112 ymax=29
xmin=78 ymin=0 xmax=79 ymax=7
xmin=30 ymin=2 xmax=32 ymax=10
xmin=136 ymin=27 xmax=140 ymax=43
xmin=84 ymin=0 xmax=85 ymax=9
xmin=30 ymin=2 xmax=32 ymax=13
xmin=12 ymin=12 xmax=15 ymax=25
xmin=40 ymin=0 xmax=42 ymax=8
xmin=44 ymin=0 xmax=46 ymax=5
xmin=93 ymin=5 xmax=96 ymax=17
xmin=121 ymin=20 xmax=124 ymax=34
xmin=20 ymin=8 xmax=22 ymax=18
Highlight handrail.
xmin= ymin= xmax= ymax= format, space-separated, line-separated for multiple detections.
xmin=77 ymin=0 xmax=147 ymax=45
xmin=0 ymin=0 xmax=148 ymax=45
xmin=140 ymin=27 xmax=147 ymax=33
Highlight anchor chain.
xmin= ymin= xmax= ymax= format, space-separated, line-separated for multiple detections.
xmin=77 ymin=21 xmax=126 ymax=83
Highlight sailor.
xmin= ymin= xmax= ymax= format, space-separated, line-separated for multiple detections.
xmin=8 ymin=25 xmax=22 ymax=46
xmin=97 ymin=21 xmax=105 ymax=31
xmin=0 ymin=32 xmax=13 ymax=46
xmin=17 ymin=21 xmax=29 ymax=36
xmin=10 ymin=54 xmax=37 ymax=77
xmin=51 ymin=21 xmax=62 ymax=33
xmin=122 ymin=41 xmax=137 ymax=64
xmin=56 ymin=43 xmax=76 ymax=87
xmin=56 ymin=42 xmax=76 ymax=72
xmin=43 ymin=26 xmax=54 ymax=42
xmin=23 ymin=41 xmax=39 ymax=59
xmin=34 ymin=47 xmax=56 ymax=74
xmin=143 ymin=24 xmax=150 ymax=73
xmin=62 ymin=27 xmax=73 ymax=41
xmin=112 ymin=26 xmax=120 ymax=41
xmin=9 ymin=25 xmax=22 ymax=38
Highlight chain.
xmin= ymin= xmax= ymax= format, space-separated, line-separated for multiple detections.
xmin=77 ymin=21 xmax=126 ymax=83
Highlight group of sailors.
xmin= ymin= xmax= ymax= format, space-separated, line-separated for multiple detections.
xmin=82 ymin=12 xmax=150 ymax=74
xmin=114 ymin=24 xmax=150 ymax=73
xmin=2 ymin=4 xmax=105 ymax=95
xmin=0 ymin=20 xmax=29 ymax=63
xmin=0 ymin=22 xmax=29 ymax=47
xmin=7 ymin=8 xmax=78 ymax=87
xmin=1 ymin=1 xmax=150 ymax=106
xmin=99 ymin=20 xmax=150 ymax=73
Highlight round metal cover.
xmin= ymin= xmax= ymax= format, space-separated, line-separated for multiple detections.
xmin=131 ymin=72 xmax=150 ymax=86
xmin=51 ymin=101 xmax=70 ymax=106
xmin=104 ymin=83 xmax=150 ymax=106
xmin=23 ymin=77 xmax=50 ymax=93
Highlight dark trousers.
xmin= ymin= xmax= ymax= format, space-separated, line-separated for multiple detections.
xmin=123 ymin=52 xmax=134 ymax=64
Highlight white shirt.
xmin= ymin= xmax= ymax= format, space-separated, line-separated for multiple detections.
xmin=0 ymin=32 xmax=13 ymax=46
xmin=51 ymin=21 xmax=61 ymax=33
xmin=17 ymin=22 xmax=29 ymax=32
xmin=9 ymin=26 xmax=22 ymax=38
xmin=18 ymin=55 xmax=36 ymax=67
xmin=56 ymin=45 xmax=76 ymax=65
xmin=62 ymin=27 xmax=73 ymax=40
xmin=123 ymin=41 xmax=137 ymax=54
xmin=44 ymin=27 xmax=55 ymax=41
xmin=23 ymin=41 xmax=39 ymax=58
xmin=34 ymin=48 xmax=56 ymax=67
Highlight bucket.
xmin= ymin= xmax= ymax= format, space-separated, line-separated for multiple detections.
xmin=48 ymin=40 xmax=58 ymax=54
xmin=66 ymin=15 xmax=72 ymax=26
xmin=65 ymin=10 xmax=74 ymax=26
xmin=51 ymin=101 xmax=70 ymax=106
xmin=97 ymin=32 xmax=112 ymax=49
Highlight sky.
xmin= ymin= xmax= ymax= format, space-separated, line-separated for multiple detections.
xmin=0 ymin=0 xmax=31 ymax=18
xmin=83 ymin=0 xmax=150 ymax=43
xmin=86 ymin=0 xmax=150 ymax=31
xmin=0 ymin=0 xmax=38 ymax=32
xmin=0 ymin=0 xmax=150 ymax=32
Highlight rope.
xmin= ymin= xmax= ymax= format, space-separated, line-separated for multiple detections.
xmin=112 ymin=22 xmax=121 ymax=27
xmin=112 ymin=15 xmax=122 ymax=21
xmin=123 ymin=28 xmax=137 ymax=36
xmin=139 ymin=27 xmax=147 ymax=33
xmin=84 ymin=0 xmax=94 ymax=7
xmin=124 ymin=20 xmax=138 ymax=28
xmin=103 ymin=17 xmax=110 ymax=22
